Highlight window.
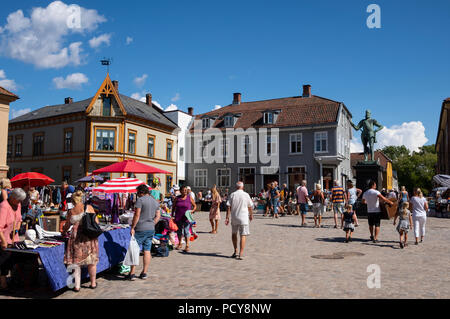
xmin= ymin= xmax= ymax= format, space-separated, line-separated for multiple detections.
xmin=217 ymin=168 xmax=231 ymax=188
xmin=288 ymin=167 xmax=306 ymax=192
xmin=290 ymin=133 xmax=302 ymax=154
xmin=224 ymin=116 xmax=234 ymax=127
xmin=179 ymin=147 xmax=184 ymax=161
xmin=197 ymin=139 xmax=209 ymax=159
xmin=219 ymin=138 xmax=229 ymax=157
xmin=33 ymin=133 xmax=44 ymax=156
xmin=194 ymin=169 xmax=207 ymax=188
xmin=128 ymin=131 xmax=136 ymax=154
xmin=62 ymin=166 xmax=72 ymax=184
xmin=315 ymin=132 xmax=328 ymax=153
xmin=266 ymin=135 xmax=277 ymax=155
xmin=202 ymin=118 xmax=210 ymax=129
xmin=15 ymin=135 xmax=23 ymax=157
xmin=166 ymin=174 xmax=173 ymax=194
xmin=241 ymin=135 xmax=252 ymax=156
xmin=96 ymin=129 xmax=115 ymax=151
xmin=102 ymin=96 xmax=111 ymax=116
xmin=64 ymin=128 xmax=73 ymax=153
xmin=264 ymin=112 xmax=274 ymax=124
xmin=147 ymin=174 xmax=154 ymax=186
xmin=7 ymin=137 xmax=12 ymax=158
xmin=98 ymin=172 xmax=111 ymax=181
xmin=147 ymin=135 xmax=155 ymax=158
xmin=166 ymin=140 xmax=173 ymax=161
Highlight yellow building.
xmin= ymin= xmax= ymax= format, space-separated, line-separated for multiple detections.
xmin=0 ymin=86 xmax=19 ymax=179
xmin=7 ymin=75 xmax=179 ymax=194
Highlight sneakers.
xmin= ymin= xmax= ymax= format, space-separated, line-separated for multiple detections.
xmin=139 ymin=273 xmax=148 ymax=280
xmin=125 ymin=274 xmax=136 ymax=281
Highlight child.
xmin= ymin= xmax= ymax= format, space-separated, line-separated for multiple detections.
xmin=341 ymin=204 xmax=358 ymax=243
xmin=185 ymin=209 xmax=198 ymax=241
xmin=393 ymin=202 xmax=413 ymax=249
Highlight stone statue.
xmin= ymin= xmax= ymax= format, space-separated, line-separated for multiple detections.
xmin=350 ymin=110 xmax=384 ymax=162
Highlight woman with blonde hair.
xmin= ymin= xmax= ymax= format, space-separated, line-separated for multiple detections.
xmin=409 ymin=188 xmax=428 ymax=245
xmin=62 ymin=190 xmax=99 ymax=292
xmin=0 ymin=179 xmax=12 ymax=202
xmin=209 ymin=185 xmax=222 ymax=234
xmin=311 ymin=184 xmax=325 ymax=228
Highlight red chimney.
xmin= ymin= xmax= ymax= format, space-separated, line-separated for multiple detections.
xmin=146 ymin=93 xmax=152 ymax=106
xmin=188 ymin=107 xmax=194 ymax=116
xmin=112 ymin=80 xmax=119 ymax=92
xmin=233 ymin=93 xmax=241 ymax=105
xmin=65 ymin=97 xmax=73 ymax=104
xmin=302 ymin=85 xmax=311 ymax=98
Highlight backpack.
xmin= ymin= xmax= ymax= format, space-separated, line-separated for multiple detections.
xmin=81 ymin=204 xmax=103 ymax=239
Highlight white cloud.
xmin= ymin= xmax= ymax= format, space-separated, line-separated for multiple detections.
xmin=89 ymin=33 xmax=111 ymax=49
xmin=213 ymin=105 xmax=222 ymax=110
xmin=10 ymin=108 xmax=31 ymax=119
xmin=131 ymin=92 xmax=146 ymax=103
xmin=0 ymin=1 xmax=106 ymax=69
xmin=0 ymin=69 xmax=17 ymax=91
xmin=376 ymin=121 xmax=428 ymax=153
xmin=165 ymin=104 xmax=178 ymax=111
xmin=53 ymin=72 xmax=88 ymax=89
xmin=153 ymin=100 xmax=162 ymax=110
xmin=171 ymin=93 xmax=180 ymax=102
xmin=126 ymin=36 xmax=133 ymax=45
xmin=133 ymin=74 xmax=148 ymax=87
xmin=350 ymin=137 xmax=364 ymax=153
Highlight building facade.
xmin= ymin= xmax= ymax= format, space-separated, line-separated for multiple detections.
xmin=7 ymin=75 xmax=179 ymax=195
xmin=1 ymin=86 xmax=19 ymax=179
xmin=436 ymin=98 xmax=450 ymax=175
xmin=164 ymin=108 xmax=194 ymax=187
xmin=185 ymin=85 xmax=353 ymax=196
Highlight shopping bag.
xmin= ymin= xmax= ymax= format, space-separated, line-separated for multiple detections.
xmin=168 ymin=219 xmax=178 ymax=232
xmin=123 ymin=236 xmax=140 ymax=266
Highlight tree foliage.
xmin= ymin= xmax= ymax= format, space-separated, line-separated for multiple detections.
xmin=379 ymin=145 xmax=437 ymax=196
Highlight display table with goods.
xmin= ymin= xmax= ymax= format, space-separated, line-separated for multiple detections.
xmin=6 ymin=224 xmax=131 ymax=292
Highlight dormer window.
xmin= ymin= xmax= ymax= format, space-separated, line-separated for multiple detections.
xmin=202 ymin=118 xmax=210 ymax=129
xmin=102 ymin=96 xmax=111 ymax=117
xmin=224 ymin=115 xmax=234 ymax=127
xmin=264 ymin=112 xmax=274 ymax=124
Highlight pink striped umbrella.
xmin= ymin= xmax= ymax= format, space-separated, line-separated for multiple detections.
xmin=92 ymin=176 xmax=148 ymax=194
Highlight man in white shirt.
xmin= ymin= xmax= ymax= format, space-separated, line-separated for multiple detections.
xmin=225 ymin=181 xmax=253 ymax=260
xmin=362 ymin=180 xmax=393 ymax=243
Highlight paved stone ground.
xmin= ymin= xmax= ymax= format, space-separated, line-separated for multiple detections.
xmin=1 ymin=210 xmax=450 ymax=299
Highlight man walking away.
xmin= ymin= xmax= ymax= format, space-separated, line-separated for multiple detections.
xmin=331 ymin=181 xmax=347 ymax=229
xmin=296 ymin=180 xmax=310 ymax=226
xmin=225 ymin=182 xmax=253 ymax=260
xmin=128 ymin=185 xmax=161 ymax=280
xmin=362 ymin=180 xmax=393 ymax=243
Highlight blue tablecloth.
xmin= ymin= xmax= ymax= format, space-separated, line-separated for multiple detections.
xmin=36 ymin=227 xmax=131 ymax=292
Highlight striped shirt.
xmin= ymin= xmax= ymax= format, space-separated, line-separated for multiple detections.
xmin=331 ymin=186 xmax=345 ymax=203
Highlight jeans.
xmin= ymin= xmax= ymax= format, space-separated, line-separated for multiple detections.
xmin=271 ymin=198 xmax=279 ymax=214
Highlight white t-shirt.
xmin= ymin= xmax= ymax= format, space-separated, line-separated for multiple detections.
xmin=189 ymin=192 xmax=196 ymax=202
xmin=227 ymin=189 xmax=253 ymax=225
xmin=410 ymin=196 xmax=428 ymax=217
xmin=363 ymin=189 xmax=381 ymax=213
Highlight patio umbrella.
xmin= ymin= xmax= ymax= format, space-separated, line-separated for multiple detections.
xmin=75 ymin=175 xmax=104 ymax=183
xmin=92 ymin=159 xmax=171 ymax=175
xmin=92 ymin=177 xmax=147 ymax=194
xmin=11 ymin=172 xmax=55 ymax=188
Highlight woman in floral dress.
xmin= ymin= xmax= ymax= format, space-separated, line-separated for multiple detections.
xmin=209 ymin=185 xmax=222 ymax=234
xmin=63 ymin=190 xmax=99 ymax=292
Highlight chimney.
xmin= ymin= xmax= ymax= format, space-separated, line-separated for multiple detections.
xmin=65 ymin=97 xmax=73 ymax=104
xmin=233 ymin=93 xmax=242 ymax=105
xmin=112 ymin=80 xmax=119 ymax=92
xmin=146 ymin=93 xmax=152 ymax=106
xmin=302 ymin=85 xmax=311 ymax=98
xmin=188 ymin=107 xmax=194 ymax=116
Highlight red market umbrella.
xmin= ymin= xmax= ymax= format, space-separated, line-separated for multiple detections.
xmin=92 ymin=177 xmax=147 ymax=194
xmin=11 ymin=172 xmax=55 ymax=188
xmin=93 ymin=159 xmax=171 ymax=175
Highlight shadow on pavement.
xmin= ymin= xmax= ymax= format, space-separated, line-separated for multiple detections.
xmin=265 ymin=223 xmax=303 ymax=228
xmin=316 ymin=237 xmax=370 ymax=243
xmin=177 ymin=251 xmax=231 ymax=259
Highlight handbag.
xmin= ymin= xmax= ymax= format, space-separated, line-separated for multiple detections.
xmin=81 ymin=204 xmax=103 ymax=239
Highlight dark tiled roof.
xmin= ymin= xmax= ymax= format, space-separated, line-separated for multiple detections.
xmin=9 ymin=94 xmax=178 ymax=129
xmin=192 ymin=95 xmax=347 ymax=131
xmin=0 ymin=86 xmax=19 ymax=99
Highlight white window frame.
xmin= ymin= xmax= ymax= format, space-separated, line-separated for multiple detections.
xmin=219 ymin=138 xmax=230 ymax=157
xmin=224 ymin=116 xmax=234 ymax=128
xmin=314 ymin=131 xmax=328 ymax=153
xmin=287 ymin=166 xmax=307 ymax=190
xmin=289 ymin=133 xmax=303 ymax=154
xmin=194 ymin=169 xmax=208 ymax=188
xmin=264 ymin=112 xmax=274 ymax=124
xmin=202 ymin=118 xmax=210 ymax=129
xmin=266 ymin=135 xmax=278 ymax=156
xmin=216 ymin=168 xmax=231 ymax=188
xmin=241 ymin=135 xmax=253 ymax=157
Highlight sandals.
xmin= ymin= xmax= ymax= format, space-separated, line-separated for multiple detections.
xmin=176 ymin=244 xmax=183 ymax=250
xmin=184 ymin=246 xmax=190 ymax=252
xmin=73 ymin=287 xmax=81 ymax=292
xmin=231 ymin=252 xmax=238 ymax=258
xmin=237 ymin=255 xmax=245 ymax=260
xmin=89 ymin=283 xmax=97 ymax=289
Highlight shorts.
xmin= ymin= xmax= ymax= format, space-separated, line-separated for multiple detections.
xmin=368 ymin=213 xmax=381 ymax=227
xmin=134 ymin=230 xmax=155 ymax=252
xmin=298 ymin=203 xmax=308 ymax=215
xmin=312 ymin=203 xmax=323 ymax=217
xmin=333 ymin=203 xmax=345 ymax=215
xmin=232 ymin=224 xmax=250 ymax=236
xmin=271 ymin=198 xmax=279 ymax=214
xmin=176 ymin=220 xmax=191 ymax=239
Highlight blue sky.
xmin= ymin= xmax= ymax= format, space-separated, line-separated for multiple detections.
xmin=1 ymin=0 xmax=449 ymax=150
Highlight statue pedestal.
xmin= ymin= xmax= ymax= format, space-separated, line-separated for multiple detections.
xmin=354 ymin=161 xmax=386 ymax=218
